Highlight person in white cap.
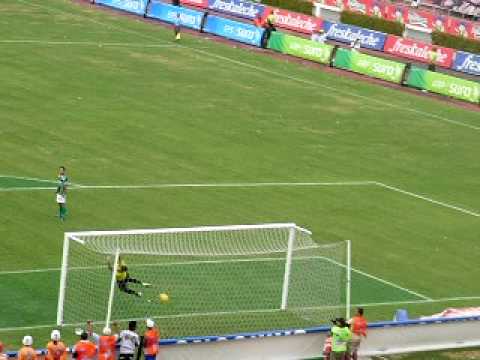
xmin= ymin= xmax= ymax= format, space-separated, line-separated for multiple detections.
xmin=87 ymin=321 xmax=118 ymax=360
xmin=143 ymin=319 xmax=160 ymax=360
xmin=46 ymin=330 xmax=67 ymax=360
xmin=118 ymin=321 xmax=140 ymax=360
xmin=18 ymin=336 xmax=36 ymax=360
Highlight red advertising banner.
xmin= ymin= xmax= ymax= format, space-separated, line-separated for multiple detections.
xmin=271 ymin=8 xmax=323 ymax=34
xmin=446 ymin=17 xmax=471 ymax=38
xmin=431 ymin=14 xmax=448 ymax=33
xmin=180 ymin=0 xmax=208 ymax=8
xmin=404 ymin=8 xmax=434 ymax=29
xmin=383 ymin=3 xmax=406 ymax=23
xmin=384 ymin=35 xmax=455 ymax=68
xmin=470 ymin=22 xmax=480 ymax=41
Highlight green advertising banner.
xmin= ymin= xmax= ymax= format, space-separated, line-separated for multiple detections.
xmin=334 ymin=48 xmax=406 ymax=84
xmin=407 ymin=67 xmax=480 ymax=104
xmin=268 ymin=32 xmax=334 ymax=65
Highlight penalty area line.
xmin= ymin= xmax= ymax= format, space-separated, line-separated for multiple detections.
xmin=0 ymin=39 xmax=180 ymax=48
xmin=374 ymin=182 xmax=480 ymax=218
xmin=0 ymin=181 xmax=374 ymax=192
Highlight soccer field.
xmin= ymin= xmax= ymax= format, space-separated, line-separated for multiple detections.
xmin=1 ymin=0 xmax=480 ymax=350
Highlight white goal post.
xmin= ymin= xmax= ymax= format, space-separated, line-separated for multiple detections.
xmin=57 ymin=223 xmax=351 ymax=335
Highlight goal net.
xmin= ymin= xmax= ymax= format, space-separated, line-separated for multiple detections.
xmin=57 ymin=223 xmax=350 ymax=337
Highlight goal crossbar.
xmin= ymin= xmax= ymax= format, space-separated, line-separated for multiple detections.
xmin=65 ymin=223 xmax=312 ymax=238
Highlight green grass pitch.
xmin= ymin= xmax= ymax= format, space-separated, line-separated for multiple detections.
xmin=1 ymin=0 xmax=480 ymax=353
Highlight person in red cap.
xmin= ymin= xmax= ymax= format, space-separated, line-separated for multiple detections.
xmin=0 ymin=342 xmax=7 ymax=360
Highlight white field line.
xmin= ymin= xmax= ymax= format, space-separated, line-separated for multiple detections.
xmin=317 ymin=255 xmax=431 ymax=301
xmin=1 ymin=179 xmax=478 ymax=218
xmin=18 ymin=0 xmax=480 ymax=132
xmin=0 ymin=39 xmax=178 ymax=48
xmin=3 ymin=296 xmax=480 ymax=332
xmin=374 ymin=182 xmax=480 ymax=218
xmin=0 ymin=180 xmax=374 ymax=192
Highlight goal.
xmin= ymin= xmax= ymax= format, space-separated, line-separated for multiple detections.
xmin=57 ymin=223 xmax=351 ymax=336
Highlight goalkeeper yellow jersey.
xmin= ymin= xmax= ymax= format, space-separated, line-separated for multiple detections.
xmin=116 ymin=260 xmax=128 ymax=281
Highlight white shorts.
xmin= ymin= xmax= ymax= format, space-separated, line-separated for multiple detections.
xmin=56 ymin=194 xmax=66 ymax=204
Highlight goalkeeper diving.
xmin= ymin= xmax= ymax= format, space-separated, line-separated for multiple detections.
xmin=108 ymin=256 xmax=151 ymax=297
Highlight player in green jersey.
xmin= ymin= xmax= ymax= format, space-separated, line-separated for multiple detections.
xmin=56 ymin=166 xmax=69 ymax=221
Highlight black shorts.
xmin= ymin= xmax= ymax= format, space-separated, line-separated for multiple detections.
xmin=119 ymin=354 xmax=134 ymax=360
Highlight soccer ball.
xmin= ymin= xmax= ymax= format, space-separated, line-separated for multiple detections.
xmin=159 ymin=293 xmax=169 ymax=302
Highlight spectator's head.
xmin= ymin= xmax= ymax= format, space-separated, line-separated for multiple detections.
xmin=336 ymin=317 xmax=347 ymax=327
xmin=22 ymin=336 xmax=33 ymax=347
xmin=103 ymin=327 xmax=112 ymax=336
xmin=51 ymin=330 xmax=61 ymax=342
xmin=357 ymin=307 xmax=364 ymax=316
xmin=80 ymin=332 xmax=88 ymax=341
xmin=146 ymin=319 xmax=155 ymax=329
xmin=128 ymin=321 xmax=137 ymax=331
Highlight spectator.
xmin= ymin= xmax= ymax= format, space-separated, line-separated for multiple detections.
xmin=73 ymin=332 xmax=96 ymax=360
xmin=322 ymin=332 xmax=332 ymax=359
xmin=87 ymin=321 xmax=117 ymax=360
xmin=143 ymin=319 xmax=160 ymax=360
xmin=254 ymin=14 xmax=263 ymax=28
xmin=348 ymin=308 xmax=368 ymax=360
xmin=174 ymin=13 xmax=182 ymax=41
xmin=118 ymin=321 xmax=140 ymax=360
xmin=330 ymin=318 xmax=351 ymax=360
xmin=0 ymin=342 xmax=7 ymax=360
xmin=350 ymin=36 xmax=361 ymax=51
xmin=46 ymin=331 xmax=67 ymax=360
xmin=311 ymin=29 xmax=327 ymax=43
xmin=428 ymin=46 xmax=438 ymax=71
xmin=18 ymin=336 xmax=36 ymax=360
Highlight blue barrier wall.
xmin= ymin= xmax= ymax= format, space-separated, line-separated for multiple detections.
xmin=95 ymin=0 xmax=149 ymax=15
xmin=452 ymin=51 xmax=480 ymax=76
xmin=203 ymin=15 xmax=264 ymax=47
xmin=207 ymin=0 xmax=267 ymax=20
xmin=147 ymin=1 xmax=205 ymax=30
xmin=323 ymin=20 xmax=387 ymax=51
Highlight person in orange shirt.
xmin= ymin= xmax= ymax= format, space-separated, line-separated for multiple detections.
xmin=348 ymin=308 xmax=368 ymax=360
xmin=143 ymin=319 xmax=160 ymax=360
xmin=73 ymin=332 xmax=96 ymax=360
xmin=89 ymin=325 xmax=118 ymax=360
xmin=0 ymin=341 xmax=7 ymax=360
xmin=18 ymin=336 xmax=36 ymax=360
xmin=46 ymin=330 xmax=67 ymax=360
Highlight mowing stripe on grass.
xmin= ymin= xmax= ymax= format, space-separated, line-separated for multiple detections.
xmin=1 ymin=178 xmax=478 ymax=218
xmin=17 ymin=0 xmax=480 ymax=132
xmin=374 ymin=182 xmax=480 ymax=217
xmin=0 ymin=175 xmax=58 ymax=184
xmin=2 ymin=295 xmax=480 ymax=332
xmin=0 ymin=39 xmax=179 ymax=47
xmin=0 ymin=255 xmax=429 ymax=304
